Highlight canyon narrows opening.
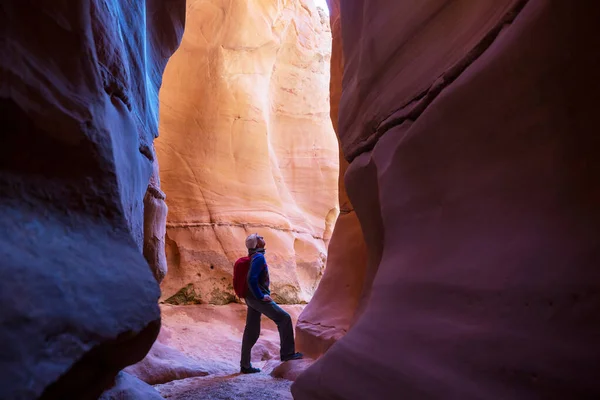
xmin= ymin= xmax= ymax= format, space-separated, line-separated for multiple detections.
xmin=133 ymin=0 xmax=339 ymax=398
xmin=3 ymin=0 xmax=599 ymax=399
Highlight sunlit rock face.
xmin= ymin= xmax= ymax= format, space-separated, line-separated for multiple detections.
xmin=293 ymin=0 xmax=600 ymax=398
xmin=0 ymin=1 xmax=184 ymax=399
xmin=157 ymin=0 xmax=339 ymax=305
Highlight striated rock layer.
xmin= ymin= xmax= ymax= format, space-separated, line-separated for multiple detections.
xmin=294 ymin=0 xmax=600 ymax=398
xmin=157 ymin=0 xmax=339 ymax=304
xmin=0 ymin=1 xmax=184 ymax=398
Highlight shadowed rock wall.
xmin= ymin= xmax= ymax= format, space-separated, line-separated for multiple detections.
xmin=295 ymin=0 xmax=368 ymax=358
xmin=0 ymin=1 xmax=185 ymax=398
xmin=293 ymin=0 xmax=600 ymax=398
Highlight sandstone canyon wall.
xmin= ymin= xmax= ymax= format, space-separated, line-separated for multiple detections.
xmin=295 ymin=0 xmax=369 ymax=358
xmin=157 ymin=0 xmax=339 ymax=305
xmin=0 ymin=1 xmax=184 ymax=399
xmin=293 ymin=0 xmax=600 ymax=398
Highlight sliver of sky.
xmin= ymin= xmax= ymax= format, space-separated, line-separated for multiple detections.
xmin=313 ymin=0 xmax=330 ymax=15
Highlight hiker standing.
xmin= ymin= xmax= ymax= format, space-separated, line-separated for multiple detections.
xmin=234 ymin=233 xmax=303 ymax=374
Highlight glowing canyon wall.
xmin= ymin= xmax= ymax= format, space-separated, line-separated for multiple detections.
xmin=156 ymin=0 xmax=339 ymax=305
xmin=294 ymin=0 xmax=600 ymax=398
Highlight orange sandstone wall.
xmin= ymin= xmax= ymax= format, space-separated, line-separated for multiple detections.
xmin=157 ymin=0 xmax=339 ymax=304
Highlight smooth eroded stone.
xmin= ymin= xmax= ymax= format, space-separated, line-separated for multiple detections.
xmin=0 ymin=0 xmax=184 ymax=398
xmin=293 ymin=0 xmax=600 ymax=398
xmin=99 ymin=372 xmax=165 ymax=400
xmin=157 ymin=0 xmax=339 ymax=304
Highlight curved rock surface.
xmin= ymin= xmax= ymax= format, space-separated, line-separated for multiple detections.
xmin=295 ymin=0 xmax=368 ymax=358
xmin=124 ymin=341 xmax=209 ymax=385
xmin=99 ymin=372 xmax=164 ymax=400
xmin=293 ymin=0 xmax=600 ymax=398
xmin=144 ymin=156 xmax=169 ymax=283
xmin=0 ymin=1 xmax=184 ymax=398
xmin=270 ymin=358 xmax=315 ymax=382
xmin=156 ymin=0 xmax=338 ymax=304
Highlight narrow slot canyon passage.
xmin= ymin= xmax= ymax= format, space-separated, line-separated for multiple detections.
xmin=2 ymin=0 xmax=600 ymax=399
xmin=130 ymin=0 xmax=339 ymax=398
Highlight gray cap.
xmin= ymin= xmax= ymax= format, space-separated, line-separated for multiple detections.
xmin=245 ymin=233 xmax=260 ymax=249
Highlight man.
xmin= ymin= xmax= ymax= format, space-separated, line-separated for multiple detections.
xmin=240 ymin=233 xmax=303 ymax=374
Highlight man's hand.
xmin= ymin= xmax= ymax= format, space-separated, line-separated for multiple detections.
xmin=262 ymin=295 xmax=273 ymax=302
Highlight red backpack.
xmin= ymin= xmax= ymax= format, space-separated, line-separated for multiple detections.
xmin=233 ymin=256 xmax=251 ymax=298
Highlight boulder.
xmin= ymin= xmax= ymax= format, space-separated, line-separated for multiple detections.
xmin=99 ymin=372 xmax=164 ymax=400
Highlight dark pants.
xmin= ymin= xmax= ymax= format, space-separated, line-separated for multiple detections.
xmin=240 ymin=295 xmax=295 ymax=368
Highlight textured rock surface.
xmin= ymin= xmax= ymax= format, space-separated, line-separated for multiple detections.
xmin=294 ymin=0 xmax=600 ymax=398
xmin=144 ymin=155 xmax=169 ymax=283
xmin=270 ymin=358 xmax=315 ymax=382
xmin=152 ymin=304 xmax=303 ymax=399
xmin=99 ymin=372 xmax=164 ymax=400
xmin=0 ymin=1 xmax=184 ymax=398
xmin=156 ymin=374 xmax=293 ymax=400
xmin=295 ymin=0 xmax=368 ymax=358
xmin=156 ymin=0 xmax=338 ymax=304
xmin=124 ymin=341 xmax=209 ymax=385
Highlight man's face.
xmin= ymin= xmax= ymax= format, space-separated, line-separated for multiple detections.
xmin=257 ymin=236 xmax=266 ymax=248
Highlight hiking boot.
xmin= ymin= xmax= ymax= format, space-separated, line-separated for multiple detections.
xmin=240 ymin=365 xmax=261 ymax=374
xmin=281 ymin=352 xmax=303 ymax=362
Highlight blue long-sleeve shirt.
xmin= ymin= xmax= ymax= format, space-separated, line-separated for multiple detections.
xmin=247 ymin=252 xmax=270 ymax=300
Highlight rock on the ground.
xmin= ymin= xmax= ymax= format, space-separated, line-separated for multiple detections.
xmin=270 ymin=359 xmax=315 ymax=382
xmin=293 ymin=0 xmax=600 ymax=399
xmin=100 ymin=372 xmax=164 ymax=400
xmin=0 ymin=1 xmax=184 ymax=398
xmin=156 ymin=0 xmax=339 ymax=305
xmin=124 ymin=341 xmax=209 ymax=385
xmin=155 ymin=374 xmax=292 ymax=400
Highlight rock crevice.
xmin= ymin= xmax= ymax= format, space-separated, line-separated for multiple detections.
xmin=345 ymin=0 xmax=531 ymax=162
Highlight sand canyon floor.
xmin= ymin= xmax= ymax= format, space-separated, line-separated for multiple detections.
xmin=135 ymin=304 xmax=309 ymax=399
